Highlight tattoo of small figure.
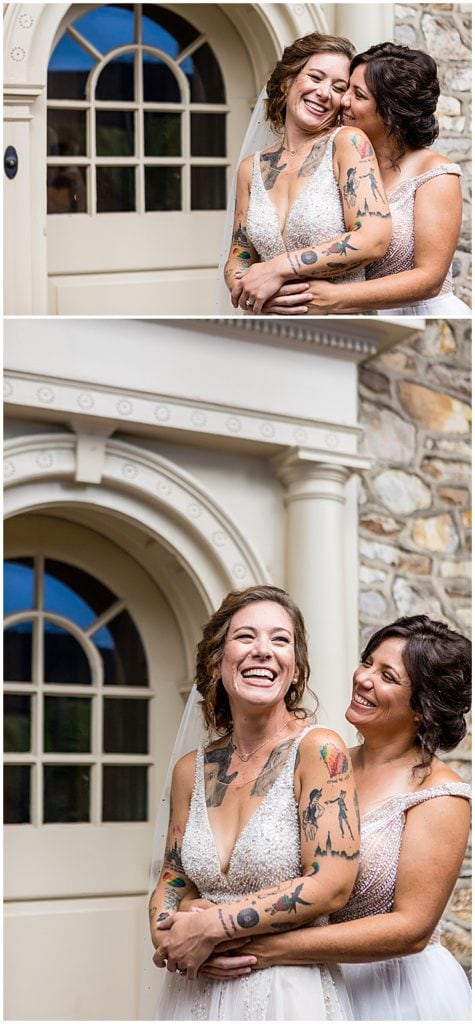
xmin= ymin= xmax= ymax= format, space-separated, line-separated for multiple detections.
xmin=320 ymin=743 xmax=349 ymax=777
xmin=322 ymin=235 xmax=358 ymax=257
xmin=237 ymin=907 xmax=260 ymax=929
xmin=218 ymin=908 xmax=234 ymax=938
xmin=265 ymin=882 xmax=312 ymax=916
xmin=343 ymin=167 xmax=358 ymax=206
xmin=302 ymin=787 xmax=325 ymax=841
xmin=351 ymin=134 xmax=373 ymax=159
xmin=361 ymin=168 xmax=384 ymax=202
xmin=300 ymin=250 xmax=318 ymax=265
xmin=261 ymin=146 xmax=287 ymax=190
xmin=325 ymin=789 xmax=355 ymax=839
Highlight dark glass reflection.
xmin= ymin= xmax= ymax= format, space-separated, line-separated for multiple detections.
xmin=143 ymin=55 xmax=180 ymax=103
xmin=4 ymin=558 xmax=34 ymax=615
xmin=44 ymin=559 xmax=117 ymax=625
xmin=142 ymin=5 xmax=199 ymax=52
xmin=191 ymin=113 xmax=226 ymax=157
xmin=48 ymin=109 xmax=87 ymax=157
xmin=96 ymin=166 xmax=135 ymax=212
xmin=103 ymin=765 xmax=147 ymax=821
xmin=185 ymin=44 xmax=225 ymax=103
xmin=47 ymin=165 xmax=87 ymax=214
xmin=96 ymin=53 xmax=135 ymax=102
xmin=145 ymin=166 xmax=181 ymax=212
xmin=44 ymin=765 xmax=90 ymax=823
xmin=4 ymin=621 xmax=33 ymax=682
xmin=48 ymin=35 xmax=95 ymax=100
xmin=4 ymin=695 xmax=31 ymax=753
xmin=96 ymin=110 xmax=135 ymax=156
xmin=4 ymin=766 xmax=30 ymax=824
xmin=191 ymin=166 xmax=226 ymax=210
xmin=144 ymin=112 xmax=181 ymax=156
xmin=93 ymin=609 xmax=148 ymax=685
xmin=73 ymin=4 xmax=135 ymax=53
xmin=44 ymin=697 xmax=91 ymax=753
xmin=103 ymin=698 xmax=148 ymax=753
xmin=44 ymin=622 xmax=91 ymax=684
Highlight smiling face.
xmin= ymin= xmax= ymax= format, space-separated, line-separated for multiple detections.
xmin=340 ymin=63 xmax=385 ymax=142
xmin=346 ymin=637 xmax=418 ymax=739
xmin=220 ymin=600 xmax=297 ymax=713
xmin=285 ymin=51 xmax=351 ymax=133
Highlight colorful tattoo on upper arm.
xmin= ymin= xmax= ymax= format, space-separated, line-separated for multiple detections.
xmin=320 ymin=742 xmax=349 ymax=778
xmin=351 ymin=134 xmax=374 ymax=159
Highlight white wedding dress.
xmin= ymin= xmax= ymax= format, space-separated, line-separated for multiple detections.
xmin=331 ymin=782 xmax=472 ymax=1020
xmin=155 ymin=725 xmax=351 ymax=1020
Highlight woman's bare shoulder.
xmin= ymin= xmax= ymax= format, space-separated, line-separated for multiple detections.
xmin=422 ymin=757 xmax=469 ymax=789
xmin=411 ymin=148 xmax=454 ymax=175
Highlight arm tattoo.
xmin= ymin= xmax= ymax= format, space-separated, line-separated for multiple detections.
xmin=148 ymin=904 xmax=157 ymax=919
xmin=325 ymin=789 xmax=355 ymax=840
xmin=322 ymin=235 xmax=359 ymax=257
xmin=205 ymin=741 xmax=238 ymax=807
xmin=237 ymin=907 xmax=260 ymax=929
xmin=218 ymin=908 xmax=234 ymax=939
xmin=360 ymin=168 xmax=384 ymax=202
xmin=320 ymin=742 xmax=350 ymax=778
xmin=265 ymin=882 xmax=312 ymax=916
xmin=302 ymin=787 xmax=325 ymax=841
xmin=314 ymin=831 xmax=359 ymax=861
xmin=164 ymin=838 xmax=185 ymax=872
xmin=261 ymin=146 xmax=287 ymax=190
xmin=342 ymin=167 xmax=358 ymax=206
xmin=357 ymin=198 xmax=390 ymax=219
xmin=351 ymin=134 xmax=374 ymax=159
xmin=300 ymin=250 xmax=318 ymax=265
xmin=232 ymin=221 xmax=251 ymax=247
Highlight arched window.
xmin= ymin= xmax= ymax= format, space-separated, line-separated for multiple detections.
xmin=47 ymin=3 xmax=227 ymax=215
xmin=4 ymin=555 xmax=151 ymax=825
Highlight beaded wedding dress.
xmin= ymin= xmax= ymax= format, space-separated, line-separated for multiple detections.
xmin=331 ymin=782 xmax=472 ymax=1020
xmin=366 ymin=164 xmax=471 ymax=315
xmin=246 ymin=127 xmax=364 ymax=285
xmin=155 ymin=725 xmax=351 ymax=1020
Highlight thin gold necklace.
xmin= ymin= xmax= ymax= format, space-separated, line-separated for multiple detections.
xmin=231 ymin=715 xmax=291 ymax=762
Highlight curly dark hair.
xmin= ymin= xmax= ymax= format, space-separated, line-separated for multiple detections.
xmin=361 ymin=615 xmax=471 ymax=774
xmin=351 ymin=42 xmax=440 ymax=160
xmin=195 ymin=585 xmax=313 ymax=734
xmin=266 ymin=32 xmax=355 ymax=133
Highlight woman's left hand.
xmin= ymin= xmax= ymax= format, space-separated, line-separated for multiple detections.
xmin=230 ymin=256 xmax=289 ymax=313
xmin=154 ymin=910 xmax=218 ymax=980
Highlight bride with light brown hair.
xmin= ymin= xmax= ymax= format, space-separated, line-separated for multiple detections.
xmin=148 ymin=585 xmax=360 ymax=1020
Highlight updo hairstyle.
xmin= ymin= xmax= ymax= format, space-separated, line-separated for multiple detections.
xmin=266 ymin=32 xmax=355 ymax=133
xmin=195 ymin=585 xmax=312 ymax=734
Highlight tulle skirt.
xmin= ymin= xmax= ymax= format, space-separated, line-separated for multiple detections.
xmin=155 ymin=963 xmax=351 ymax=1020
xmin=341 ymin=943 xmax=472 ymax=1020
xmin=381 ymin=291 xmax=471 ymax=316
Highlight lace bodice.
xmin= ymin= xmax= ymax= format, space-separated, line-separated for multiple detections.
xmin=181 ymin=726 xmax=318 ymax=906
xmin=246 ymin=128 xmax=364 ymax=284
xmin=366 ymin=163 xmax=462 ymax=295
xmin=330 ymin=782 xmax=471 ymax=941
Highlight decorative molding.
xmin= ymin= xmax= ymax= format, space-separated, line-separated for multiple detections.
xmin=4 ymin=370 xmax=364 ymax=461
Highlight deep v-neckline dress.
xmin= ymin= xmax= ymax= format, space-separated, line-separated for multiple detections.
xmin=246 ymin=128 xmax=364 ymax=286
xmin=154 ymin=725 xmax=351 ymax=1020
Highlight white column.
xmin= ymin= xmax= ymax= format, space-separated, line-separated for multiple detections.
xmin=335 ymin=3 xmax=395 ymax=51
xmin=276 ymin=449 xmax=366 ymax=741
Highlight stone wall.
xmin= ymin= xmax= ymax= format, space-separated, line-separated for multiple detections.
xmin=394 ymin=4 xmax=472 ymax=305
xmin=358 ymin=318 xmax=471 ymax=971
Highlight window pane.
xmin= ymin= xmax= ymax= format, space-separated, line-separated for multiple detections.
xmin=44 ymin=560 xmax=117 ymax=626
xmin=96 ymin=53 xmax=135 ymax=102
xmin=44 ymin=765 xmax=90 ymax=823
xmin=103 ymin=698 xmax=148 ymax=753
xmin=4 ymin=695 xmax=31 ymax=753
xmin=97 ymin=166 xmax=135 ymax=212
xmin=44 ymin=622 xmax=91 ymax=684
xmin=144 ymin=112 xmax=181 ymax=156
xmin=44 ymin=697 xmax=91 ymax=753
xmin=48 ymin=109 xmax=87 ymax=157
xmin=184 ymin=44 xmax=225 ymax=103
xmin=191 ymin=114 xmax=226 ymax=157
xmin=93 ymin=609 xmax=148 ymax=686
xmin=142 ymin=5 xmax=199 ymax=53
xmin=143 ymin=55 xmax=180 ymax=103
xmin=96 ymin=110 xmax=135 ymax=156
xmin=48 ymin=34 xmax=96 ymax=100
xmin=4 ymin=621 xmax=33 ymax=682
xmin=47 ymin=165 xmax=87 ymax=214
xmin=103 ymin=765 xmax=147 ymax=821
xmin=4 ymin=558 xmax=34 ymax=615
xmin=191 ymin=166 xmax=226 ymax=210
xmin=73 ymin=4 xmax=135 ymax=53
xmin=4 ymin=766 xmax=30 ymax=824
xmin=145 ymin=167 xmax=181 ymax=212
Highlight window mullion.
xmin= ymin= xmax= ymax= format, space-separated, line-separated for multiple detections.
xmin=136 ymin=43 xmax=144 ymax=214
